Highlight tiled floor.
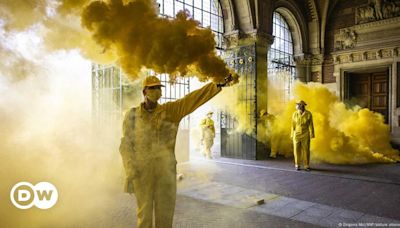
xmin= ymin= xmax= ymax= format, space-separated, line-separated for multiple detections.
xmin=173 ymin=157 xmax=400 ymax=227
xmin=89 ymin=157 xmax=400 ymax=227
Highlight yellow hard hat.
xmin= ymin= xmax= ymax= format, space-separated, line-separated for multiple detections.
xmin=296 ymin=100 xmax=307 ymax=106
xmin=207 ymin=111 xmax=214 ymax=115
xmin=142 ymin=76 xmax=164 ymax=88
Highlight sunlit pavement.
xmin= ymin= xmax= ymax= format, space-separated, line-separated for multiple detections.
xmin=98 ymin=157 xmax=400 ymax=228
xmin=174 ymin=157 xmax=400 ymax=227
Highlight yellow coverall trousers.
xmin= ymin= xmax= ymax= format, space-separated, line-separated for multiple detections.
xmin=133 ymin=157 xmax=177 ymax=228
xmin=293 ymin=137 xmax=310 ymax=168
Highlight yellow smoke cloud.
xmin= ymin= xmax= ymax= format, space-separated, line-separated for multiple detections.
xmin=211 ymin=79 xmax=255 ymax=135
xmin=0 ymin=24 xmax=129 ymax=227
xmin=57 ymin=0 xmax=93 ymax=15
xmin=269 ymin=81 xmax=400 ymax=164
xmin=212 ymin=71 xmax=400 ymax=164
xmin=81 ymin=0 xmax=234 ymax=83
xmin=0 ymin=0 xmax=47 ymax=30
xmin=43 ymin=14 xmax=118 ymax=64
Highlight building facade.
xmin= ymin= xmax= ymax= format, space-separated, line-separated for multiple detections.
xmin=92 ymin=0 xmax=400 ymax=160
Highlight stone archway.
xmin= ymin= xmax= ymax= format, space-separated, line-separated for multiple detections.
xmin=219 ymin=0 xmax=237 ymax=33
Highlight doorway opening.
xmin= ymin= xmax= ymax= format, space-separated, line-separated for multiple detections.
xmin=344 ymin=69 xmax=389 ymax=123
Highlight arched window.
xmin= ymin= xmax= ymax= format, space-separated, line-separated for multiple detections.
xmin=268 ymin=11 xmax=296 ymax=104
xmin=157 ymin=0 xmax=224 ymax=48
xmin=155 ymin=0 xmax=224 ymax=130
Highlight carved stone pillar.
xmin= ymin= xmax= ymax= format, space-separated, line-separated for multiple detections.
xmin=223 ymin=30 xmax=240 ymax=49
xmin=294 ymin=54 xmax=312 ymax=82
xmin=257 ymin=32 xmax=274 ymax=112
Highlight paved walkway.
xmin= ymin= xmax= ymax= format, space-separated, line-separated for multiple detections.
xmin=175 ymin=157 xmax=400 ymax=227
xmin=91 ymin=157 xmax=400 ymax=228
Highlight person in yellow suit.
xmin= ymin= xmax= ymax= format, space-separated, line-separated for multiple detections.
xmin=291 ymin=100 xmax=315 ymax=171
xmin=200 ymin=111 xmax=215 ymax=159
xmin=259 ymin=109 xmax=279 ymax=158
xmin=119 ymin=75 xmax=233 ymax=228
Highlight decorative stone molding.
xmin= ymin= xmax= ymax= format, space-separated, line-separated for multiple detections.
xmin=294 ymin=54 xmax=312 ymax=65
xmin=382 ymin=49 xmax=393 ymax=58
xmin=333 ymin=47 xmax=399 ymax=64
xmin=312 ymin=71 xmax=321 ymax=82
xmin=334 ymin=28 xmax=357 ymax=51
xmin=307 ymin=0 xmax=319 ymax=21
xmin=311 ymin=54 xmax=324 ymax=65
xmin=223 ymin=30 xmax=240 ymax=48
xmin=245 ymin=30 xmax=274 ymax=48
xmin=356 ymin=0 xmax=400 ymax=25
xmin=353 ymin=15 xmax=400 ymax=31
xmin=394 ymin=47 xmax=400 ymax=56
xmin=258 ymin=33 xmax=275 ymax=46
xmin=333 ymin=16 xmax=400 ymax=50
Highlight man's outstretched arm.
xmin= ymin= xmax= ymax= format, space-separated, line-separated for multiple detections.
xmin=166 ymin=75 xmax=233 ymax=122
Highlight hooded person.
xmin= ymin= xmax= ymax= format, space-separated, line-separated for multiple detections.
xmin=291 ymin=100 xmax=315 ymax=171
xmin=200 ymin=111 xmax=215 ymax=159
xmin=119 ymin=75 xmax=233 ymax=228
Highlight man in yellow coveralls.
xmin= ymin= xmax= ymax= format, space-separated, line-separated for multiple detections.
xmin=291 ymin=100 xmax=315 ymax=171
xmin=120 ymin=75 xmax=233 ymax=228
xmin=200 ymin=111 xmax=216 ymax=159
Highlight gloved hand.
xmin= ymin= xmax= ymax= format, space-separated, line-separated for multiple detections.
xmin=217 ymin=74 xmax=234 ymax=87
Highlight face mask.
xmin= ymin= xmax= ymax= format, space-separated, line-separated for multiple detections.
xmin=146 ymin=89 xmax=162 ymax=102
xmin=296 ymin=104 xmax=304 ymax=111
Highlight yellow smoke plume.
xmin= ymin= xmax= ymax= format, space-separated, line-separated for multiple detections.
xmin=81 ymin=0 xmax=235 ymax=83
xmin=0 ymin=24 xmax=130 ymax=227
xmin=269 ymin=80 xmax=400 ymax=164
xmin=211 ymin=79 xmax=255 ymax=135
xmin=1 ymin=0 xmax=237 ymax=84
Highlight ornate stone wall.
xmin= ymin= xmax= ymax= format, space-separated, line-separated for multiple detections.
xmin=356 ymin=0 xmax=400 ymax=24
xmin=324 ymin=1 xmax=400 ymax=132
xmin=324 ymin=0 xmax=400 ymax=84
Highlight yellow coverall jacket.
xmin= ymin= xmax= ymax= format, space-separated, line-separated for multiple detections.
xmin=200 ymin=118 xmax=215 ymax=138
xmin=120 ymin=83 xmax=221 ymax=228
xmin=200 ymin=117 xmax=215 ymax=158
xmin=291 ymin=110 xmax=315 ymax=168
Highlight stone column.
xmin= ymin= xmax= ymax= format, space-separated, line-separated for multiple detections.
xmin=294 ymin=54 xmax=312 ymax=82
xmin=311 ymin=54 xmax=324 ymax=82
xmin=246 ymin=31 xmax=274 ymax=160
xmin=223 ymin=30 xmax=274 ymax=160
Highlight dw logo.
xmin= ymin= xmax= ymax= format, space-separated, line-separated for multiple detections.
xmin=10 ymin=182 xmax=58 ymax=209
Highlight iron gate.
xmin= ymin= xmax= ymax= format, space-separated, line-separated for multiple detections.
xmin=220 ymin=44 xmax=257 ymax=159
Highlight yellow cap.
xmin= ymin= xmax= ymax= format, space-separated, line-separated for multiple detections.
xmin=259 ymin=109 xmax=267 ymax=117
xmin=207 ymin=111 xmax=214 ymax=115
xmin=296 ymin=100 xmax=307 ymax=106
xmin=142 ymin=76 xmax=164 ymax=88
